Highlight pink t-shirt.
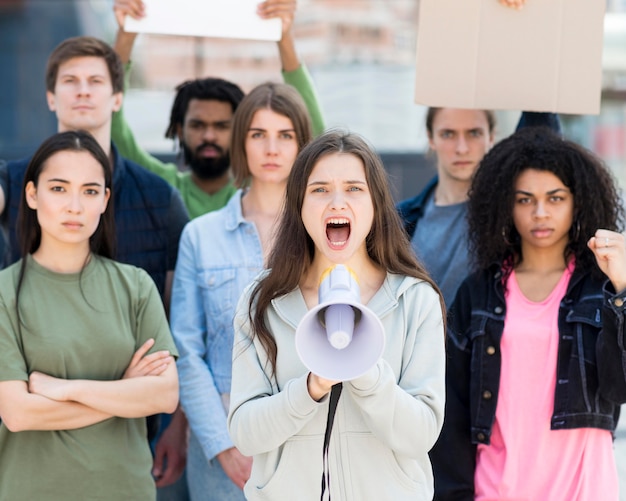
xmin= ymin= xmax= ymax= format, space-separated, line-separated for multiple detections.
xmin=474 ymin=264 xmax=618 ymax=501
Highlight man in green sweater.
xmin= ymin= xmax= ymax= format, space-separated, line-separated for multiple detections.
xmin=112 ymin=0 xmax=324 ymax=219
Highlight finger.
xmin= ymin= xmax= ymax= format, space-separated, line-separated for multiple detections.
xmin=152 ymin=448 xmax=165 ymax=479
xmin=129 ymin=352 xmax=172 ymax=377
xmin=155 ymin=460 xmax=183 ymax=487
xmin=142 ymin=356 xmax=174 ymax=376
xmin=129 ymin=338 xmax=156 ymax=367
xmin=116 ymin=0 xmax=145 ymax=18
xmin=257 ymin=0 xmax=295 ymax=17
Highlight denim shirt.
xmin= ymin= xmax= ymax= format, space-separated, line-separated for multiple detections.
xmin=431 ymin=264 xmax=626 ymax=501
xmin=170 ymin=190 xmax=264 ymax=462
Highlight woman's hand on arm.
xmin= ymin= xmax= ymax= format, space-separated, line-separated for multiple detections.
xmin=29 ymin=361 xmax=179 ymax=419
xmin=123 ymin=338 xmax=174 ymax=379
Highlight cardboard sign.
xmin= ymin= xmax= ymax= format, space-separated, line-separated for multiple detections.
xmin=124 ymin=0 xmax=282 ymax=42
xmin=414 ymin=0 xmax=606 ymax=114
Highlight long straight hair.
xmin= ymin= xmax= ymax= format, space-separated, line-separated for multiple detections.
xmin=248 ymin=130 xmax=444 ymax=376
xmin=15 ymin=130 xmax=116 ymax=327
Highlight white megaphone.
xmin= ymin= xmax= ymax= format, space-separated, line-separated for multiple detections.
xmin=295 ymin=265 xmax=385 ymax=381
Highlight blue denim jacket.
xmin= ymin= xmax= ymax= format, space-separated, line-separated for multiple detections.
xmin=431 ymin=264 xmax=626 ymax=501
xmin=170 ymin=190 xmax=263 ymax=461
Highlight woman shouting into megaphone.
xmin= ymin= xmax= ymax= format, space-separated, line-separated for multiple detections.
xmin=228 ymin=130 xmax=446 ymax=501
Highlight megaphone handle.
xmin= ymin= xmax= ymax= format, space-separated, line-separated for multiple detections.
xmin=321 ymin=383 xmax=343 ymax=501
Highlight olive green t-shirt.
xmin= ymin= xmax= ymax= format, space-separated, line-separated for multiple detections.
xmin=0 ymin=255 xmax=177 ymax=501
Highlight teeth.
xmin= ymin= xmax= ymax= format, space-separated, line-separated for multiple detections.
xmin=327 ymin=218 xmax=349 ymax=225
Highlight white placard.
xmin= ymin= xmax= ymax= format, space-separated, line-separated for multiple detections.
xmin=124 ymin=0 xmax=282 ymax=42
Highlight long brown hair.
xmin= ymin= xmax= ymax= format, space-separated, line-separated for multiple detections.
xmin=248 ymin=130 xmax=444 ymax=376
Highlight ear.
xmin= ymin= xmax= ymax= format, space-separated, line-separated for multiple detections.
xmin=111 ymin=91 xmax=123 ymax=113
xmin=25 ymin=181 xmax=38 ymax=210
xmin=101 ymin=187 xmax=111 ymax=214
xmin=46 ymin=91 xmax=57 ymax=112
xmin=427 ymin=132 xmax=436 ymax=151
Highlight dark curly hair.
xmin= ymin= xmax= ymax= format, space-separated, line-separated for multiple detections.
xmin=467 ymin=127 xmax=624 ymax=276
xmin=165 ymin=77 xmax=245 ymax=139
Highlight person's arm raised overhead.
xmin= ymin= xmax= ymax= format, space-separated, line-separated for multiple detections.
xmin=111 ymin=0 xmax=182 ymax=185
xmin=113 ymin=0 xmax=143 ymax=65
xmin=259 ymin=0 xmax=325 ymax=136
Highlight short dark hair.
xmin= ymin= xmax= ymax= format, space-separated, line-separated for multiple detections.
xmin=165 ymin=77 xmax=245 ymax=139
xmin=46 ymin=36 xmax=124 ymax=94
xmin=425 ymin=107 xmax=496 ymax=136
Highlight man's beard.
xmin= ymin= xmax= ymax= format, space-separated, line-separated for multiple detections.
xmin=182 ymin=140 xmax=231 ymax=180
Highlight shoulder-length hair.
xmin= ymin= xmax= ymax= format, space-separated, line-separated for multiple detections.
xmin=248 ymin=130 xmax=444 ymax=375
xmin=229 ymin=82 xmax=312 ymax=188
xmin=467 ymin=127 xmax=624 ymax=275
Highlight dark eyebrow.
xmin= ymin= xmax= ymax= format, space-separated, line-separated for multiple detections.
xmin=306 ymin=180 xmax=367 ymax=187
xmin=248 ymin=128 xmax=295 ymax=133
xmin=515 ymin=188 xmax=568 ymax=196
xmin=46 ymin=178 xmax=103 ymax=187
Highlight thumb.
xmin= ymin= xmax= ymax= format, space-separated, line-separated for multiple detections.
xmin=152 ymin=448 xmax=165 ymax=478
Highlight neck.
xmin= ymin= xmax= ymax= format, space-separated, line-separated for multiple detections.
xmin=516 ymin=241 xmax=569 ymax=274
xmin=31 ymin=241 xmax=92 ymax=274
xmin=304 ymin=249 xmax=384 ymax=299
xmin=190 ymin=171 xmax=231 ymax=195
xmin=241 ymin=180 xmax=286 ymax=218
xmin=433 ymin=176 xmax=471 ymax=205
xmin=58 ymin=123 xmax=111 ymax=158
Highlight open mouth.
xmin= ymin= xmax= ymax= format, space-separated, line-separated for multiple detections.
xmin=326 ymin=218 xmax=351 ymax=248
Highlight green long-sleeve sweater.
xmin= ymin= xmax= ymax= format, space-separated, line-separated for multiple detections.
xmin=111 ymin=63 xmax=325 ymax=220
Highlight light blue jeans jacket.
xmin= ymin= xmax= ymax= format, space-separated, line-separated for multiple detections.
xmin=171 ymin=190 xmax=263 ymax=501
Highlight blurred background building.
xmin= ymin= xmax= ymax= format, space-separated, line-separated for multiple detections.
xmin=0 ymin=0 xmax=625 ymax=200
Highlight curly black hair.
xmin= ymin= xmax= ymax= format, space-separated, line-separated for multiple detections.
xmin=467 ymin=127 xmax=624 ymax=275
xmin=164 ymin=77 xmax=245 ymax=139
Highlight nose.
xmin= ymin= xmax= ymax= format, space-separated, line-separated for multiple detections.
xmin=456 ymin=135 xmax=469 ymax=154
xmin=330 ymin=190 xmax=347 ymax=210
xmin=77 ymin=80 xmax=91 ymax=97
xmin=265 ymin=136 xmax=279 ymax=155
xmin=203 ymin=126 xmax=216 ymax=142
xmin=533 ymin=201 xmax=548 ymax=218
xmin=67 ymin=193 xmax=83 ymax=213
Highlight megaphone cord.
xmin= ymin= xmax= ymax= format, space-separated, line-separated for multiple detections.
xmin=320 ymin=383 xmax=343 ymax=501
